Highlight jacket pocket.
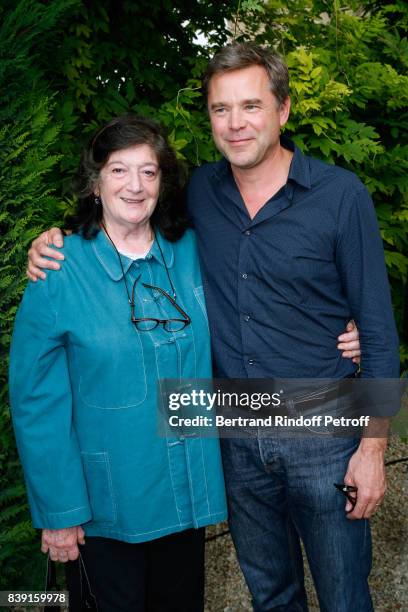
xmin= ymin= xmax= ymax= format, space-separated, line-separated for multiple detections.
xmin=76 ymin=331 xmax=147 ymax=409
xmin=81 ymin=452 xmax=116 ymax=525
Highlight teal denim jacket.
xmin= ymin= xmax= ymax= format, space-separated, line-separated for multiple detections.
xmin=9 ymin=228 xmax=227 ymax=543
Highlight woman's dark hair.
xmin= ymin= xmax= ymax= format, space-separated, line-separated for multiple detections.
xmin=66 ymin=114 xmax=189 ymax=241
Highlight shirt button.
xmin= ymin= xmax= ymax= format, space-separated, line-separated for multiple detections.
xmin=242 ymin=273 xmax=248 ymax=279
xmin=245 ymin=230 xmax=251 ymax=236
xmin=248 ymin=359 xmax=255 ymax=365
xmin=244 ymin=315 xmax=250 ymax=322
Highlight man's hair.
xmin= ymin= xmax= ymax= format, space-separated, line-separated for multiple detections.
xmin=66 ymin=114 xmax=188 ymax=241
xmin=203 ymin=42 xmax=289 ymax=106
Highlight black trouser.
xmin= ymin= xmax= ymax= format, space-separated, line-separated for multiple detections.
xmin=65 ymin=528 xmax=205 ymax=612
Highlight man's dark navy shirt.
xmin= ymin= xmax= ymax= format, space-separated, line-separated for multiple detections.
xmin=187 ymin=139 xmax=399 ymax=379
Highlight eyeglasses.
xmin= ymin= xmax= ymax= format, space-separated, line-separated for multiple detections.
xmin=334 ymin=483 xmax=357 ymax=513
xmin=130 ymin=280 xmax=191 ymax=332
xmin=100 ymin=221 xmax=191 ymax=333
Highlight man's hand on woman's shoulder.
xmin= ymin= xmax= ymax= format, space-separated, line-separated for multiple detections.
xmin=27 ymin=228 xmax=66 ymax=281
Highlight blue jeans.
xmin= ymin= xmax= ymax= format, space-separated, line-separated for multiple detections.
xmin=220 ymin=434 xmax=373 ymax=612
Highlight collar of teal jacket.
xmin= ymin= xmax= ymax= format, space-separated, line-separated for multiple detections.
xmin=91 ymin=228 xmax=175 ymax=281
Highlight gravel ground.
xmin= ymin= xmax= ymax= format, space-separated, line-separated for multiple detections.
xmin=204 ymin=437 xmax=408 ymax=612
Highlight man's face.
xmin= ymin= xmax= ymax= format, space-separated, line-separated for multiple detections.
xmin=207 ymin=65 xmax=290 ymax=171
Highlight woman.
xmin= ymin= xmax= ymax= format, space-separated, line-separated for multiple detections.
xmin=9 ymin=115 xmax=227 ymax=611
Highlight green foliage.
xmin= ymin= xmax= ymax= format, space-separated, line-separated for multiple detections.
xmin=0 ymin=0 xmax=80 ymax=589
xmin=32 ymin=0 xmax=235 ymax=184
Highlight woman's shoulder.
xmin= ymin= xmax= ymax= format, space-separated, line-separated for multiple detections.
xmin=58 ymin=232 xmax=88 ymax=255
xmin=49 ymin=232 xmax=96 ymax=273
xmin=26 ymin=233 xmax=90 ymax=297
xmin=157 ymin=227 xmax=198 ymax=258
xmin=169 ymin=229 xmax=203 ymax=283
xmin=172 ymin=228 xmax=198 ymax=251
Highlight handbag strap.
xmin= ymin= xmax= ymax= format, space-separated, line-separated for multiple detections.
xmin=44 ymin=555 xmax=61 ymax=612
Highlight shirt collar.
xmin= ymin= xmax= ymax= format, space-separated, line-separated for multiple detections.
xmin=282 ymin=136 xmax=312 ymax=190
xmin=211 ymin=136 xmax=312 ymax=191
xmin=91 ymin=227 xmax=174 ymax=281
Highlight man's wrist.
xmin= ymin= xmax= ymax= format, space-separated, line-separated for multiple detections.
xmin=360 ymin=416 xmax=390 ymax=444
xmin=358 ymin=435 xmax=388 ymax=455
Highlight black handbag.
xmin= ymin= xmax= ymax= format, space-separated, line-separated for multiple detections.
xmin=46 ymin=554 xmax=98 ymax=611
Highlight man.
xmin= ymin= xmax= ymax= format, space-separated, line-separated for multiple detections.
xmin=27 ymin=43 xmax=398 ymax=611
xmin=187 ymin=43 xmax=399 ymax=612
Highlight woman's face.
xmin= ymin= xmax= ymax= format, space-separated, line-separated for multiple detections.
xmin=95 ymin=144 xmax=161 ymax=232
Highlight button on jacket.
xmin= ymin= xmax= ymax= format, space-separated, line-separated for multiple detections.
xmin=9 ymin=228 xmax=227 ymax=542
xmin=188 ymin=138 xmax=399 ymax=380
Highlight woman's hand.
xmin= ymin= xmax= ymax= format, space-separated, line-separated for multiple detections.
xmin=27 ymin=228 xmax=66 ymax=282
xmin=41 ymin=526 xmax=85 ymax=562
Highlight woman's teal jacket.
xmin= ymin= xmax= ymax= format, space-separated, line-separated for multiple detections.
xmin=9 ymin=229 xmax=227 ymax=543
